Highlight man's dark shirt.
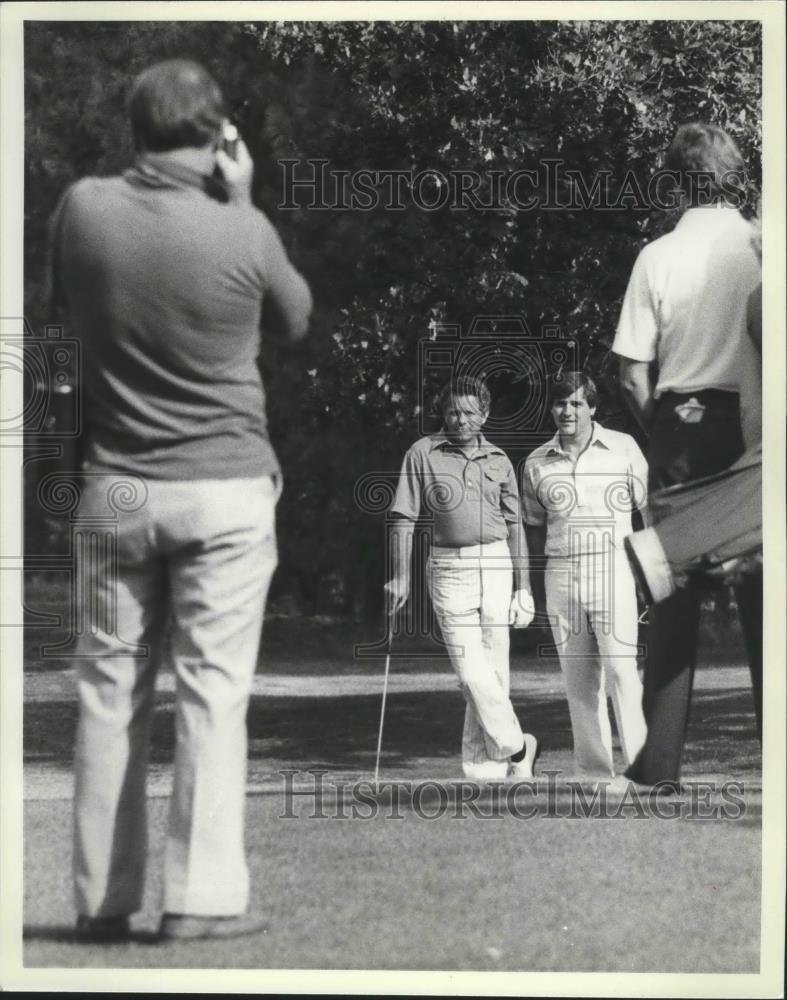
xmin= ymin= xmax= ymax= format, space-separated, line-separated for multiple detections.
xmin=390 ymin=432 xmax=521 ymax=547
xmin=50 ymin=158 xmax=307 ymax=480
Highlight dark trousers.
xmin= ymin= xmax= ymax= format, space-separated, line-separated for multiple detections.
xmin=631 ymin=391 xmax=763 ymax=785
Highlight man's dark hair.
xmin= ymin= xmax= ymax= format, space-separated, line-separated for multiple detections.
xmin=436 ymin=376 xmax=491 ymax=414
xmin=547 ymin=371 xmax=597 ymax=408
xmin=128 ymin=59 xmax=227 ymax=153
xmin=664 ymin=123 xmax=746 ymax=205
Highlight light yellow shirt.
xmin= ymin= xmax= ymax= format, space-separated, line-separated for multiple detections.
xmin=522 ymin=423 xmax=648 ymax=557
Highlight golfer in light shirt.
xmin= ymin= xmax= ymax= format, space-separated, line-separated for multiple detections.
xmin=522 ymin=372 xmax=648 ymax=778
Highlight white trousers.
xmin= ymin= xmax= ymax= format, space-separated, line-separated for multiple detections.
xmin=546 ymin=550 xmax=647 ymax=777
xmin=427 ymin=541 xmax=524 ymax=780
xmin=73 ymin=475 xmax=278 ymax=918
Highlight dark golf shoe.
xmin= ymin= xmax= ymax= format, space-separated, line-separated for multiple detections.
xmin=158 ymin=912 xmax=269 ymax=942
xmin=506 ymin=732 xmax=540 ymax=780
xmin=75 ymin=914 xmax=131 ymax=943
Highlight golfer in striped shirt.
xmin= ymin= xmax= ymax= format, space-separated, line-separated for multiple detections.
xmin=385 ymin=377 xmax=539 ymax=781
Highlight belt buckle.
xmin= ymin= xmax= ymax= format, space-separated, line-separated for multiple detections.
xmin=674 ymin=397 xmax=706 ymax=424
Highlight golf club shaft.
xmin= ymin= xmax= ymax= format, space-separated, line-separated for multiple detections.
xmin=373 ymin=625 xmax=393 ymax=785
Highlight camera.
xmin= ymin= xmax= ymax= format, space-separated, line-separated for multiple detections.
xmin=0 ymin=319 xmax=81 ymax=438
xmin=221 ymin=121 xmax=239 ymax=161
xmin=417 ymin=315 xmax=577 ymax=447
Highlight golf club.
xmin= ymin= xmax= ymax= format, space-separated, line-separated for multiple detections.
xmin=373 ymin=618 xmax=394 ymax=787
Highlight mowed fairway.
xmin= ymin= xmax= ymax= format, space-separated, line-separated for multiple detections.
xmin=22 ymin=610 xmax=762 ymax=971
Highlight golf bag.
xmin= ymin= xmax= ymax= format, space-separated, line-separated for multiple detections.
xmin=623 ymin=443 xmax=762 ymax=605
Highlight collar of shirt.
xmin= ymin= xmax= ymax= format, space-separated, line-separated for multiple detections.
xmin=675 ymin=204 xmax=746 ymax=232
xmin=124 ymin=155 xmax=230 ymax=202
xmin=544 ymin=422 xmax=612 ymax=458
xmin=429 ymin=432 xmax=505 ymax=459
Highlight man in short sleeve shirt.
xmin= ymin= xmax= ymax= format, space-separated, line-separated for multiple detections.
xmin=386 ymin=377 xmax=539 ymax=780
xmin=614 ymin=123 xmax=762 ymax=784
xmin=522 ymin=372 xmax=648 ymax=778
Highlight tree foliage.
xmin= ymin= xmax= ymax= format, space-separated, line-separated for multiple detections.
xmin=24 ymin=19 xmax=761 ymax=616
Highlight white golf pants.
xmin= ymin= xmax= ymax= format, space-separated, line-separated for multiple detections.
xmin=545 ymin=549 xmax=647 ymax=777
xmin=427 ymin=540 xmax=524 ymax=780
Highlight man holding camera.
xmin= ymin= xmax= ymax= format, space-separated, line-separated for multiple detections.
xmin=385 ymin=376 xmax=539 ymax=781
xmin=49 ymin=60 xmax=312 ymax=942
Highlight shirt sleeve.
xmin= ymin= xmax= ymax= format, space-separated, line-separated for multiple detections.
xmin=256 ymin=211 xmax=313 ymax=341
xmin=498 ymin=458 xmax=521 ymax=523
xmin=390 ymin=445 xmax=423 ymax=520
xmin=45 ymin=184 xmax=79 ymax=319
xmin=521 ymin=458 xmax=546 ymax=526
xmin=612 ymin=246 xmax=660 ymax=363
xmin=626 ymin=436 xmax=649 ymax=511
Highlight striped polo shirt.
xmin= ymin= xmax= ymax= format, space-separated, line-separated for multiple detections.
xmin=391 ymin=432 xmax=520 ymax=547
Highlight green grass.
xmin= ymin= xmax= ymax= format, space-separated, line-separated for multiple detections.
xmin=22 ymin=658 xmax=763 ymax=972
xmin=21 ymin=578 xmax=763 ymax=972
xmin=24 ymin=790 xmax=761 ymax=972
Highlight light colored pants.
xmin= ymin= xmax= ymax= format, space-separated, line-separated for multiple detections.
xmin=73 ymin=474 xmax=278 ymax=918
xmin=427 ymin=540 xmax=523 ymax=780
xmin=546 ymin=549 xmax=647 ymax=777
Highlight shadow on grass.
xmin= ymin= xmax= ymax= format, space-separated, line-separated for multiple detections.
xmin=22 ymin=924 xmax=161 ymax=946
xmin=246 ymin=687 xmax=575 ymax=769
xmin=23 ymin=580 xmax=749 ymax=674
xmin=24 ymin=686 xmax=760 ymax=777
xmin=23 ymin=688 xmax=571 ymax=767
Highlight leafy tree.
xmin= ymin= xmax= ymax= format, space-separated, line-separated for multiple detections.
xmin=24 ymin=19 xmax=761 ymax=617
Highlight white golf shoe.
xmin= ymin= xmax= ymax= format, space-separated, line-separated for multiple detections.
xmin=506 ymin=733 xmax=540 ymax=781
